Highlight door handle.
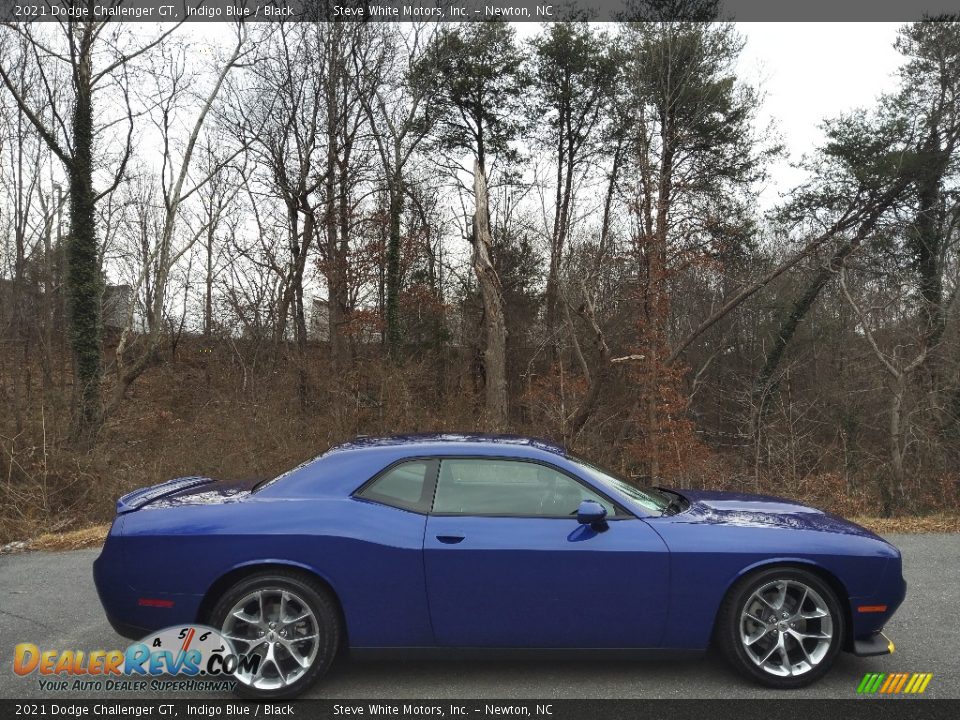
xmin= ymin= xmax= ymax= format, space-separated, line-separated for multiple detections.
xmin=436 ymin=535 xmax=465 ymax=544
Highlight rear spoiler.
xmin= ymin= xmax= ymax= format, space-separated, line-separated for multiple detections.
xmin=116 ymin=476 xmax=216 ymax=514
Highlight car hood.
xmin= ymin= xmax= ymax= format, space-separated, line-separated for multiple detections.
xmin=670 ymin=489 xmax=883 ymax=540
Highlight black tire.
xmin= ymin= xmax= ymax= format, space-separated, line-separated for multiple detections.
xmin=716 ymin=566 xmax=845 ymax=689
xmin=210 ymin=570 xmax=341 ymax=699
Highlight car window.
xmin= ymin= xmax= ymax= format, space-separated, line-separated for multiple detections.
xmin=432 ymin=459 xmax=615 ymax=517
xmin=357 ymin=461 xmax=431 ymax=512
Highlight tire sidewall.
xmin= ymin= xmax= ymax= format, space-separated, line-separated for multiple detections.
xmin=210 ymin=572 xmax=340 ymax=699
xmin=721 ymin=566 xmax=845 ymax=689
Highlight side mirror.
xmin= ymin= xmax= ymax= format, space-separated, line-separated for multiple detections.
xmin=576 ymin=499 xmax=607 ymax=526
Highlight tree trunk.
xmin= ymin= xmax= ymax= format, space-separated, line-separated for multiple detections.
xmin=472 ymin=161 xmax=508 ymax=429
xmin=385 ymin=170 xmax=403 ymax=355
xmin=544 ymin=128 xmax=575 ymax=361
xmin=566 ymin=290 xmax=612 ymax=441
xmin=204 ymin=227 xmax=214 ymax=338
xmin=641 ymin=120 xmax=674 ymax=480
xmin=294 ymin=206 xmax=313 ymax=410
xmin=566 ymin=145 xmax=623 ymax=440
xmin=322 ymin=52 xmax=352 ymax=366
xmin=751 ymin=240 xmax=858 ymax=436
xmin=667 ymin=176 xmax=911 ymax=366
xmin=887 ymin=373 xmax=907 ymax=515
xmin=914 ymin=131 xmax=949 ymax=353
xmin=67 ymin=36 xmax=102 ymax=443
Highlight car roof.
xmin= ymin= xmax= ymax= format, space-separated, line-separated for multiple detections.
xmin=254 ymin=433 xmax=574 ymax=500
xmin=325 ymin=433 xmax=567 ymax=458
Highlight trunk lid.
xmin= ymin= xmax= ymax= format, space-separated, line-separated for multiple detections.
xmin=116 ymin=476 xmax=255 ymax=514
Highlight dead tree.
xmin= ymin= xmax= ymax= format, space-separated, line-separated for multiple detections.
xmin=472 ymin=161 xmax=508 ymax=429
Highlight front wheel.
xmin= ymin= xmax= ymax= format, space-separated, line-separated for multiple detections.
xmin=210 ymin=570 xmax=341 ymax=699
xmin=716 ymin=567 xmax=845 ymax=688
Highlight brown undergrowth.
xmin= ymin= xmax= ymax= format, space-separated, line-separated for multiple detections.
xmin=2 ymin=336 xmax=958 ymax=545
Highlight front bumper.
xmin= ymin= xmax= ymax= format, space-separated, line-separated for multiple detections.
xmin=853 ymin=631 xmax=895 ymax=657
xmin=847 ymin=553 xmax=907 ymax=650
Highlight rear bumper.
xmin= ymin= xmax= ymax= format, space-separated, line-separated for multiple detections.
xmin=853 ymin=631 xmax=895 ymax=657
xmin=103 ymin=613 xmax=150 ymax=641
xmin=93 ymin=522 xmax=203 ymax=640
xmin=93 ymin=541 xmax=143 ymax=639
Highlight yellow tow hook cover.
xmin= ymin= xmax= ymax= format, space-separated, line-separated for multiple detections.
xmin=881 ymin=632 xmax=895 ymax=654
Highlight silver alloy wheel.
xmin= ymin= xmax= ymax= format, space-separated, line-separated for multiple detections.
xmin=221 ymin=588 xmax=320 ymax=690
xmin=740 ymin=579 xmax=833 ymax=677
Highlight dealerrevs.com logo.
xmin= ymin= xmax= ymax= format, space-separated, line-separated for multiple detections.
xmin=13 ymin=625 xmax=259 ymax=692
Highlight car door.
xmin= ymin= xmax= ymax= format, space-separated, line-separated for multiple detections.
xmin=422 ymin=457 xmax=670 ymax=648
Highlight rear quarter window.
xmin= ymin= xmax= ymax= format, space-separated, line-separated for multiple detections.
xmin=356 ymin=460 xmax=433 ymax=513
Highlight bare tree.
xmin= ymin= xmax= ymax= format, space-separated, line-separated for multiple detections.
xmin=233 ymin=22 xmax=328 ymax=406
xmin=109 ymin=24 xmax=249 ymax=414
xmin=472 ymin=162 xmax=509 ymax=427
xmin=319 ymin=22 xmax=378 ymax=365
xmin=840 ymin=266 xmax=936 ymax=510
xmin=355 ymin=23 xmax=438 ymax=355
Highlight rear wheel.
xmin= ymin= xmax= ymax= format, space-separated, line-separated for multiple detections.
xmin=210 ymin=570 xmax=340 ymax=699
xmin=717 ymin=567 xmax=845 ymax=688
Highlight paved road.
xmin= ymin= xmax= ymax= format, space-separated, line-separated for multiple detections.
xmin=1 ymin=535 xmax=957 ymax=699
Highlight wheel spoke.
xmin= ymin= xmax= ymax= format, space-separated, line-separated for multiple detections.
xmin=232 ymin=609 xmax=259 ymax=624
xmin=757 ymin=594 xmax=778 ymax=612
xmin=757 ymin=640 xmax=779 ymax=666
xmin=222 ymin=585 xmax=321 ymax=690
xmin=255 ymin=643 xmax=278 ymax=682
xmin=739 ymin=578 xmax=834 ymax=679
xmin=281 ymin=641 xmax=311 ymax=669
xmin=744 ymin=626 xmax=771 ymax=646
xmin=248 ymin=640 xmax=268 ymax=656
xmin=222 ymin=631 xmax=255 ymax=645
xmin=773 ymin=582 xmax=788 ymax=610
xmin=777 ymin=638 xmax=791 ymax=674
xmin=794 ymin=635 xmax=814 ymax=665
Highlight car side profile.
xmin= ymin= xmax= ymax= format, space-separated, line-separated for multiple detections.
xmin=93 ymin=434 xmax=906 ymax=698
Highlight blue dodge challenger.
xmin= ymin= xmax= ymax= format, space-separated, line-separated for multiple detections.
xmin=93 ymin=434 xmax=906 ymax=698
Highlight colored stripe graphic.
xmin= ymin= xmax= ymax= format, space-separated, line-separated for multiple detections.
xmin=879 ymin=674 xmax=896 ymax=693
xmin=858 ymin=672 xmax=932 ymax=694
xmin=856 ymin=674 xmax=875 ymax=693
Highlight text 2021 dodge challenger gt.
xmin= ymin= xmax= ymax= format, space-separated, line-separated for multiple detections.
xmin=93 ymin=434 xmax=906 ymax=698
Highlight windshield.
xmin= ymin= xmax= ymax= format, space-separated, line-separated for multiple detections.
xmin=568 ymin=457 xmax=672 ymax=515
